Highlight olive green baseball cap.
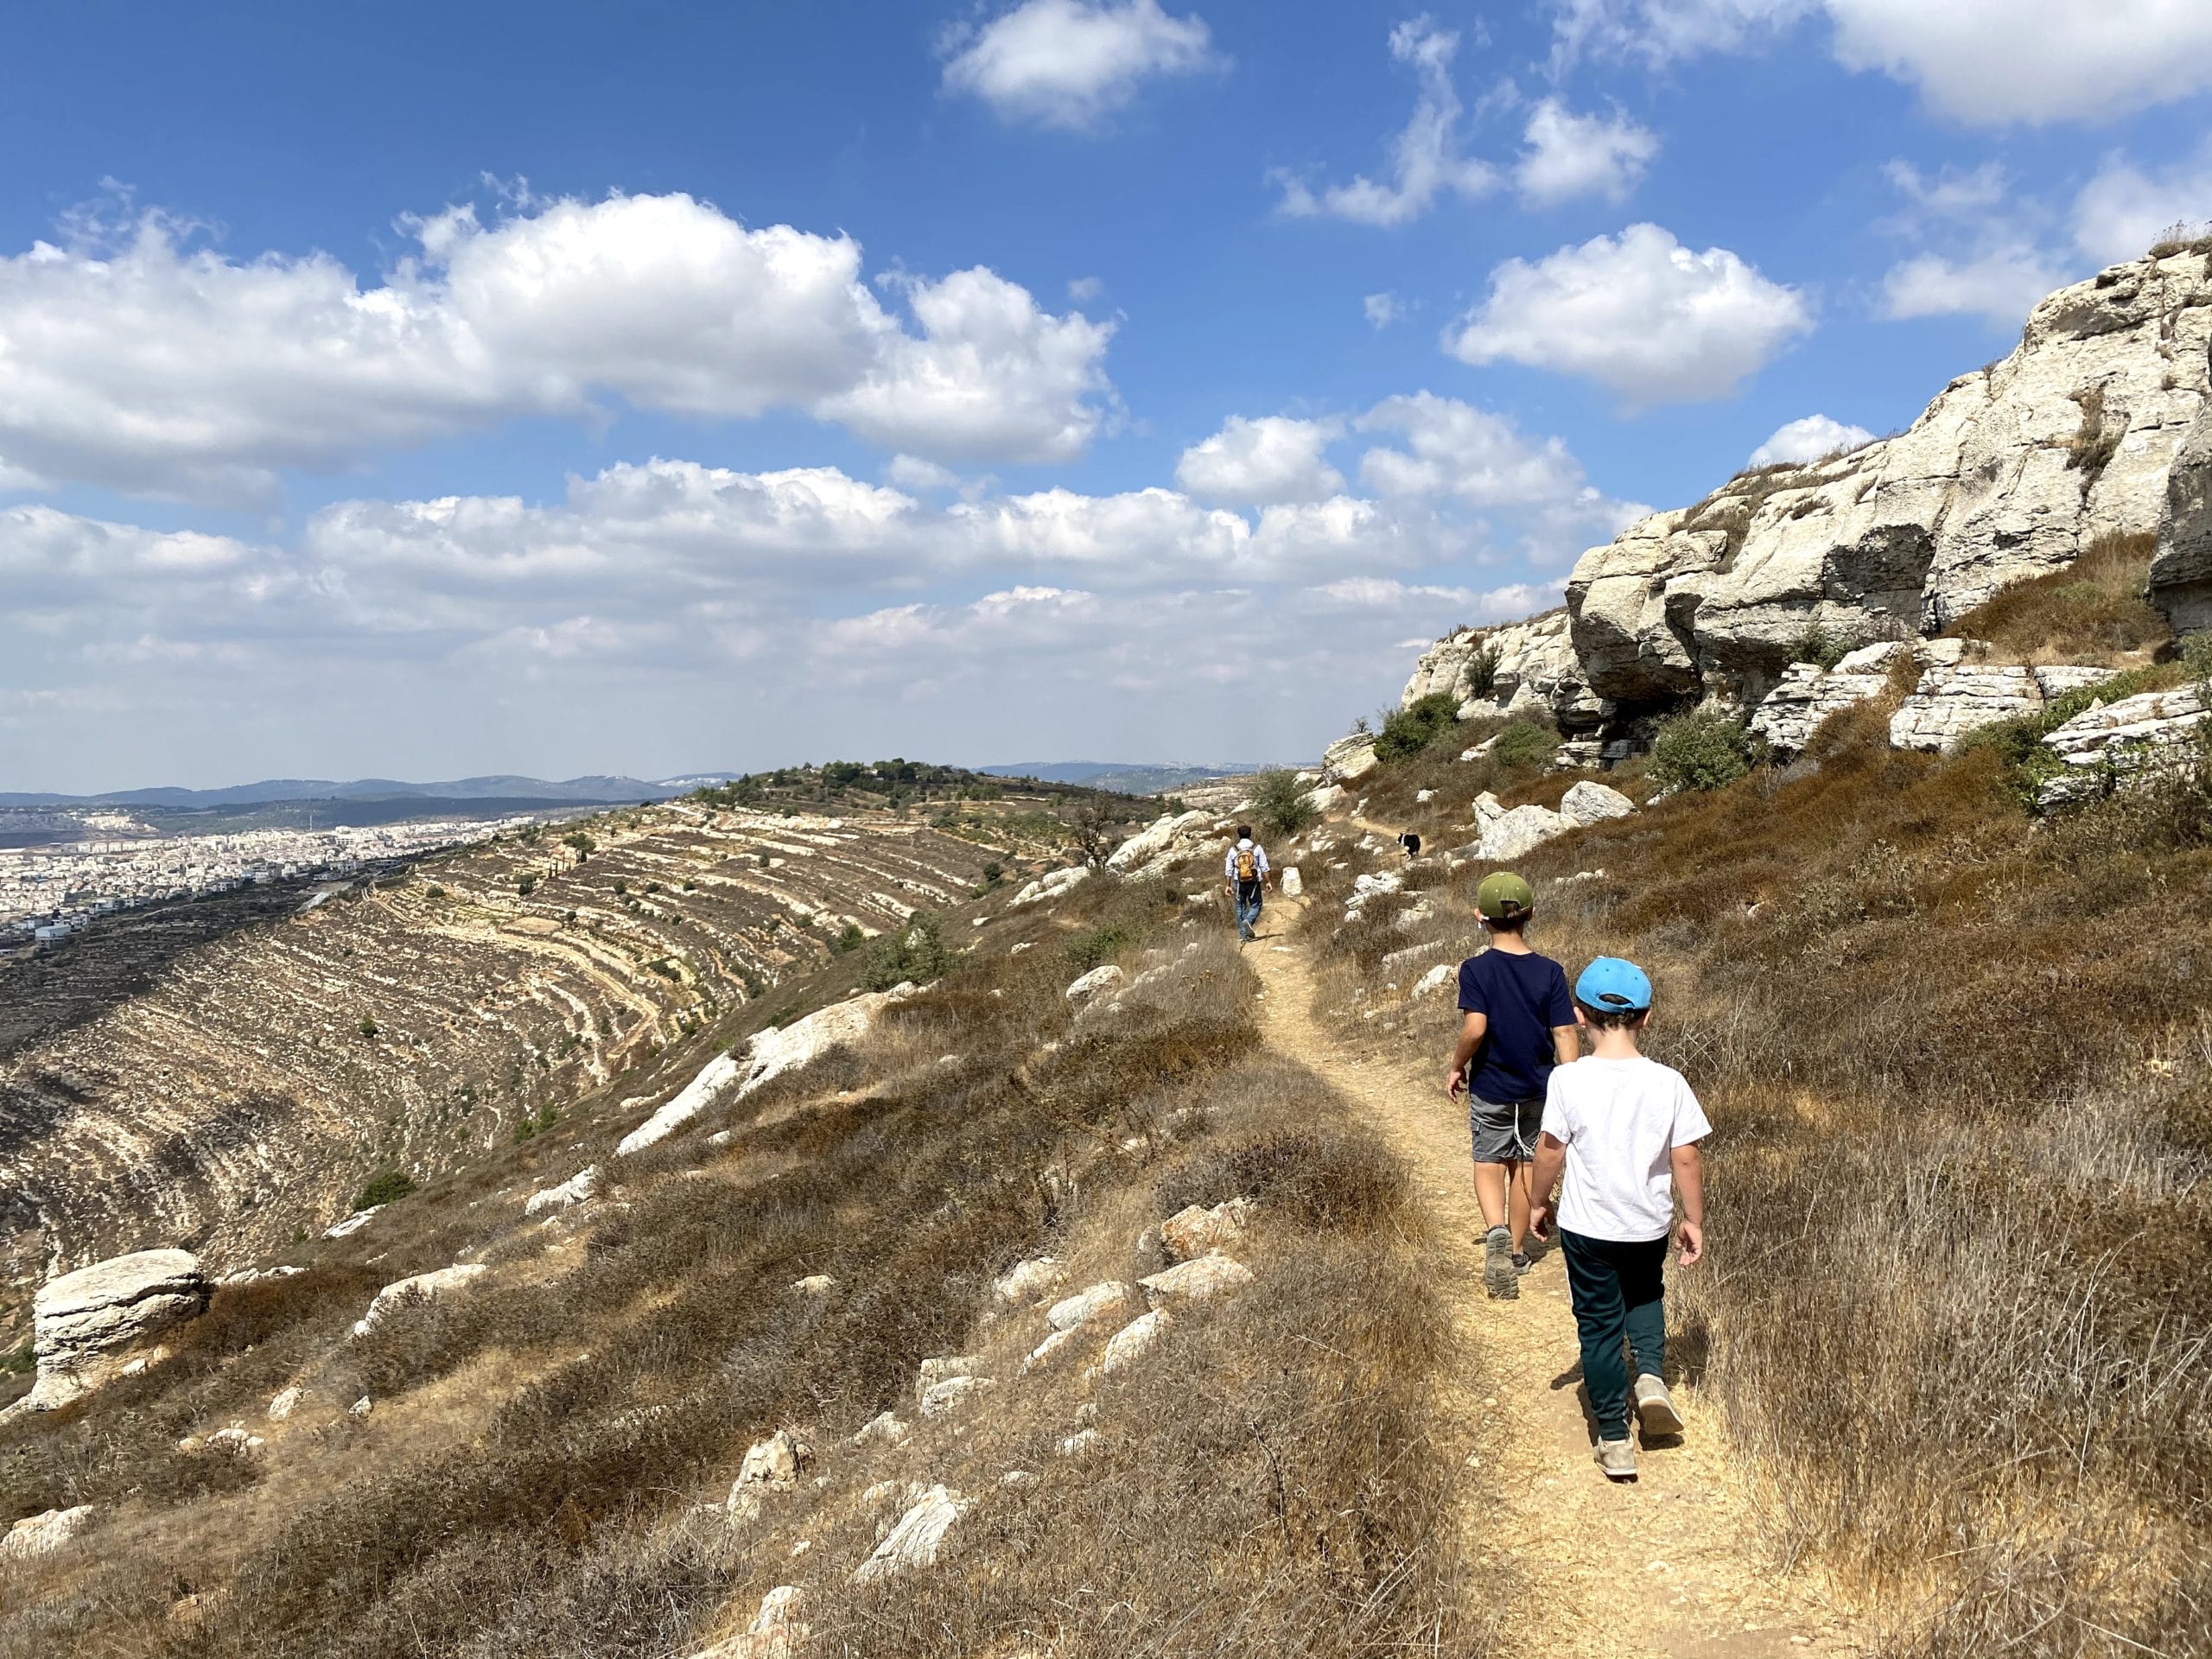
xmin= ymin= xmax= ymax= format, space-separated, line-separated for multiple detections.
xmin=1476 ymin=870 xmax=1534 ymax=921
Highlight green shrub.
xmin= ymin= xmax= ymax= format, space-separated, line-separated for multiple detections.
xmin=425 ymin=885 xmax=445 ymax=899
xmin=1465 ymin=645 xmax=1501 ymax=701
xmin=1650 ymin=709 xmax=1758 ymax=792
xmin=1068 ymin=923 xmax=1135 ymax=973
xmin=359 ymin=1015 xmax=379 ymax=1039
xmin=861 ymin=912 xmax=950 ymax=990
xmin=353 ymin=1169 xmax=416 ymax=1211
xmin=1491 ymin=718 xmax=1559 ymax=772
xmin=1373 ymin=692 xmax=1461 ymax=762
xmin=1250 ymin=768 xmax=1319 ymax=836
xmin=1789 ymin=621 xmax=1850 ymax=671
xmin=830 ymin=922 xmax=865 ymax=955
xmin=516 ymin=874 xmax=537 ymax=897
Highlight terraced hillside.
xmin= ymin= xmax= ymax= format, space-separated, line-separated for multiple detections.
xmin=0 ymin=782 xmax=1109 ymax=1325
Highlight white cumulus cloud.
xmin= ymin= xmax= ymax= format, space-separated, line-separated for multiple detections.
xmin=1748 ymin=414 xmax=1877 ymax=467
xmin=1515 ymin=99 xmax=1659 ymax=207
xmin=1551 ymin=0 xmax=2212 ymax=125
xmin=1444 ymin=224 xmax=1813 ymax=404
xmin=1364 ymin=292 xmax=1404 ymax=327
xmin=940 ymin=0 xmax=1221 ymax=129
xmin=1881 ymin=245 xmax=2067 ymax=326
xmin=1273 ymin=18 xmax=1497 ymax=227
xmin=0 ymin=191 xmax=1115 ymax=505
xmin=1174 ymin=415 xmax=1345 ymax=506
xmin=2072 ymin=147 xmax=2212 ymax=267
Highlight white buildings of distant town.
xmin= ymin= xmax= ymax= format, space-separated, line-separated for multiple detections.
xmin=0 ymin=817 xmax=537 ymax=950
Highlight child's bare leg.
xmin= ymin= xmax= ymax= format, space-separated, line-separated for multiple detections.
xmin=1471 ymin=1160 xmax=1509 ymax=1230
xmin=1507 ymin=1159 xmax=1534 ymax=1253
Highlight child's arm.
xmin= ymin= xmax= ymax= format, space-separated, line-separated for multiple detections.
xmin=1445 ymin=1011 xmax=1487 ymax=1099
xmin=1669 ymin=1142 xmax=1706 ymax=1266
xmin=1526 ymin=1130 xmax=1567 ymax=1239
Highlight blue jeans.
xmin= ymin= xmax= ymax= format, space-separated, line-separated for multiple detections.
xmin=1233 ymin=880 xmax=1263 ymax=939
xmin=1560 ymin=1229 xmax=1668 ymax=1441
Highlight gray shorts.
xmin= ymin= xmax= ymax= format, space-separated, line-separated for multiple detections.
xmin=1469 ymin=1096 xmax=1541 ymax=1164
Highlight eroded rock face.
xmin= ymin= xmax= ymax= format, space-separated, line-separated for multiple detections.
xmin=0 ymin=1504 xmax=96 ymax=1559
xmin=1160 ymin=1200 xmax=1251 ymax=1262
xmin=1063 ymin=966 xmax=1126 ymax=1006
xmin=1566 ymin=251 xmax=2210 ymax=710
xmin=2037 ymin=684 xmax=2209 ymax=803
xmin=350 ymin=1264 xmax=487 ymax=1338
xmin=2153 ymin=377 xmax=2212 ymax=632
xmin=1106 ymin=810 xmax=1221 ymax=879
xmin=1402 ymin=611 xmax=1603 ymax=731
xmin=852 ymin=1485 xmax=969 ymax=1583
xmin=1139 ymin=1254 xmax=1254 ymax=1307
xmin=1475 ymin=805 xmax=1571 ymax=861
xmin=1746 ymin=643 xmax=1909 ymax=753
xmin=1558 ymin=781 xmax=1634 ymax=828
xmin=1320 ymin=734 xmax=1379 ymax=782
xmin=15 ymin=1249 xmax=207 ymax=1412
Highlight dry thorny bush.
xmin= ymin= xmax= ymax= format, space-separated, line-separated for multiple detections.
xmin=1288 ymin=690 xmax=2212 ymax=1656
xmin=0 ymin=875 xmax=1486 ymax=1659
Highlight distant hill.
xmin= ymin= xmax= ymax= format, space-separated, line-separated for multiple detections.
xmin=978 ymin=760 xmax=1272 ymax=795
xmin=0 ymin=772 xmax=741 ymax=809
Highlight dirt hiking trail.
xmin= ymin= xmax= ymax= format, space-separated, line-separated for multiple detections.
xmin=1245 ymin=899 xmax=1858 ymax=1659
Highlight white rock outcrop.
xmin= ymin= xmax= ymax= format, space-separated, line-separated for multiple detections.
xmin=1474 ymin=804 xmax=1571 ymax=861
xmin=1889 ymin=664 xmax=2044 ymax=751
xmin=1010 ymin=865 xmax=1091 ymax=908
xmin=851 ymin=1411 xmax=910 ymax=1446
xmin=524 ymin=1165 xmax=599 ymax=1216
xmin=1412 ymin=962 xmax=1456 ymax=998
xmin=1745 ymin=642 xmax=1909 ymax=752
xmin=1046 ymin=1281 xmax=1136 ymax=1332
xmin=1064 ymin=965 xmax=1126 ymax=1005
xmin=918 ymin=1376 xmax=992 ymax=1419
xmin=13 ymin=1249 xmax=208 ymax=1412
xmin=1321 ymin=734 xmax=1379 ymax=782
xmin=2152 ymin=370 xmax=2212 ymax=632
xmin=734 ymin=1430 xmax=814 ymax=1495
xmin=350 ymin=1264 xmax=488 ymax=1338
xmin=687 ymin=1584 xmax=809 ymax=1659
xmin=267 ymin=1385 xmax=302 ymax=1421
xmin=0 ymin=1504 xmax=95 ymax=1560
xmin=1139 ymin=1254 xmax=1254 ymax=1307
xmin=993 ymin=1255 xmax=1063 ymax=1305
xmin=1566 ymin=251 xmax=2212 ymax=712
xmin=1279 ymin=866 xmax=1303 ymax=897
xmin=620 ymin=985 xmax=911 ymax=1155
xmin=2037 ymin=683 xmax=2209 ymax=802
xmin=853 ymin=1485 xmax=969 ymax=1583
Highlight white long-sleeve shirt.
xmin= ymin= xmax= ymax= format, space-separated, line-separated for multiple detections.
xmin=1224 ymin=839 xmax=1269 ymax=885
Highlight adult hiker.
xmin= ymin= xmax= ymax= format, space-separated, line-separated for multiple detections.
xmin=1223 ymin=823 xmax=1271 ymax=944
xmin=1527 ymin=956 xmax=1708 ymax=1482
xmin=1445 ymin=871 xmax=1579 ymax=1299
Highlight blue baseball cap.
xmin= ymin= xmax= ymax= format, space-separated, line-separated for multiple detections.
xmin=1575 ymin=957 xmax=1652 ymax=1013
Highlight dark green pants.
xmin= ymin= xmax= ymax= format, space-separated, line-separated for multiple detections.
xmin=1560 ymin=1228 xmax=1667 ymax=1441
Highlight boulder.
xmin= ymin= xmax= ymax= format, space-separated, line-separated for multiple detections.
xmin=266 ymin=1385 xmax=302 ymax=1421
xmin=1100 ymin=1309 xmax=1172 ymax=1375
xmin=0 ymin=1504 xmax=95 ymax=1560
xmin=348 ymin=1396 xmax=372 ymax=1419
xmin=1474 ymin=804 xmax=1570 ymax=861
xmin=2152 ymin=371 xmax=2212 ymax=632
xmin=1058 ymin=1427 xmax=1102 ymax=1458
xmin=918 ymin=1376 xmax=993 ymax=1420
xmin=1046 ymin=1281 xmax=1136 ymax=1332
xmin=1321 ymin=734 xmax=1379 ymax=782
xmin=687 ymin=1585 xmax=810 ymax=1659
xmin=524 ymin=1165 xmax=599 ymax=1216
xmin=852 ymin=1485 xmax=969 ymax=1583
xmin=850 ymin=1411 xmax=910 ymax=1446
xmin=15 ymin=1249 xmax=207 ymax=1412
xmin=1105 ymin=810 xmax=1215 ymax=878
xmin=1558 ymin=781 xmax=1635 ymax=827
xmin=350 ymin=1264 xmax=488 ymax=1338
xmin=1160 ymin=1198 xmax=1252 ymax=1262
xmin=1023 ymin=1327 xmax=1082 ymax=1371
xmin=1139 ymin=1254 xmax=1255 ymax=1307
xmin=790 ymin=1274 xmax=838 ymax=1298
xmin=1305 ymin=782 xmax=1347 ymax=814
xmin=914 ymin=1355 xmax=978 ymax=1411
xmin=1412 ymin=963 xmax=1456 ymax=998
xmin=734 ymin=1430 xmax=814 ymax=1494
xmin=992 ymin=1256 xmax=1063 ymax=1306
xmin=1064 ymin=965 xmax=1125 ymax=1005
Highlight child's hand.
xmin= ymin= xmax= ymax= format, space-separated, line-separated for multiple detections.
xmin=1527 ymin=1200 xmax=1550 ymax=1240
xmin=1676 ymin=1220 xmax=1704 ymax=1267
xmin=1444 ymin=1069 xmax=1465 ymax=1102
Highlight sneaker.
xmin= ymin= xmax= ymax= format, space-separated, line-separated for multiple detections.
xmin=1593 ymin=1438 xmax=1637 ymax=1481
xmin=1633 ymin=1373 xmax=1684 ymax=1437
xmin=1483 ymin=1226 xmax=1518 ymax=1300
xmin=1511 ymin=1251 xmax=1534 ymax=1275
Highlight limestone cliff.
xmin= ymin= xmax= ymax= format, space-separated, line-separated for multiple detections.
xmin=1402 ymin=247 xmax=2211 ymax=734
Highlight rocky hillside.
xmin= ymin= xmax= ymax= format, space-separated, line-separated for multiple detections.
xmin=0 ymin=779 xmax=1122 ymax=1316
xmin=1388 ymin=242 xmax=2212 ymax=762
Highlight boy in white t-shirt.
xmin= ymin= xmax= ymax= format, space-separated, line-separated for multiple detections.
xmin=1527 ymin=956 xmax=1709 ymax=1483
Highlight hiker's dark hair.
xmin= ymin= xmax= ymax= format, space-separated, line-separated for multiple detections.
xmin=1575 ymin=996 xmax=1646 ymax=1031
xmin=1485 ymin=910 xmax=1531 ymax=935
xmin=1236 ymin=824 xmax=1253 ymax=841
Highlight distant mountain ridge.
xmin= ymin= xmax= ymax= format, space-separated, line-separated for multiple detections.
xmin=0 ymin=772 xmax=741 ymax=809
xmin=978 ymin=760 xmax=1273 ymax=794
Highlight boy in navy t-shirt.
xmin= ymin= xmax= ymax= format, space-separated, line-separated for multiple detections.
xmin=1444 ymin=870 xmax=1579 ymax=1299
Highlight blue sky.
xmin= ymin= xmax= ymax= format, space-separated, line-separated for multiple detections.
xmin=3 ymin=0 xmax=2209 ymax=791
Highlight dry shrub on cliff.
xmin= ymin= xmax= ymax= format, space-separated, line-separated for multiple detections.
xmin=1304 ymin=696 xmax=2212 ymax=1655
xmin=0 ymin=899 xmax=1480 ymax=1659
xmin=1948 ymin=531 xmax=2166 ymax=664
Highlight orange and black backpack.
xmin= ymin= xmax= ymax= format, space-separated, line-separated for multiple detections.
xmin=1235 ymin=844 xmax=1260 ymax=884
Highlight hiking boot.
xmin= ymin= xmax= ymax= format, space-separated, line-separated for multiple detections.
xmin=1593 ymin=1438 xmax=1637 ymax=1481
xmin=1634 ymin=1373 xmax=1684 ymax=1437
xmin=1511 ymin=1251 xmax=1534 ymax=1275
xmin=1483 ymin=1226 xmax=1518 ymax=1300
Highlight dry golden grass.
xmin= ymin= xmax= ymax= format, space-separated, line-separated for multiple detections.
xmin=0 ymin=876 xmax=1484 ymax=1659
xmin=1946 ymin=531 xmax=2167 ymax=666
xmin=1294 ymin=691 xmax=2212 ymax=1656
